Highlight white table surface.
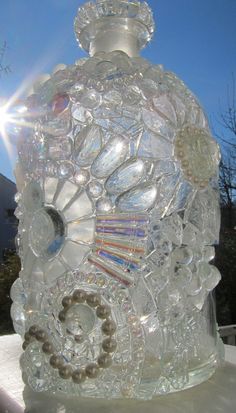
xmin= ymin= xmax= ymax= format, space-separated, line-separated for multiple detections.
xmin=0 ymin=334 xmax=236 ymax=413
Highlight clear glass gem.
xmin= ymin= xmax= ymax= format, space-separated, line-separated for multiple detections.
xmin=65 ymin=304 xmax=96 ymax=335
xmin=105 ymin=159 xmax=145 ymax=195
xmin=88 ymin=180 xmax=103 ymax=198
xmin=57 ymin=161 xmax=75 ymax=178
xmin=91 ymin=136 xmax=128 ymax=179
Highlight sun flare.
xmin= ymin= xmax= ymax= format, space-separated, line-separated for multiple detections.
xmin=0 ymin=104 xmax=10 ymax=133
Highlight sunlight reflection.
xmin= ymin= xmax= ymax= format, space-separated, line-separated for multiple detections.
xmin=0 ymin=104 xmax=11 ymax=141
xmin=0 ymin=20 xmax=75 ymax=172
xmin=0 ymin=96 xmax=29 ymax=164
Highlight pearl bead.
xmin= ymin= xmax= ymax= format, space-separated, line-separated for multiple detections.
xmin=58 ymin=309 xmax=67 ymax=323
xmin=175 ymin=140 xmax=183 ymax=148
xmin=42 ymin=341 xmax=54 ymax=354
xmin=200 ymin=180 xmax=207 ymax=189
xmin=29 ymin=325 xmax=38 ymax=336
xmin=72 ymin=369 xmax=86 ymax=384
xmin=182 ymin=160 xmax=189 ymax=168
xmin=86 ymin=293 xmax=101 ymax=308
xmin=85 ymin=363 xmax=100 ymax=379
xmin=62 ymin=296 xmax=73 ymax=308
xmin=58 ymin=365 xmax=73 ymax=380
xmin=96 ymin=304 xmax=111 ymax=319
xmin=50 ymin=354 xmax=64 ymax=369
xmin=102 ymin=337 xmax=117 ymax=353
xmin=96 ymin=278 xmax=106 ymax=287
xmin=97 ymin=353 xmax=112 ymax=368
xmin=177 ymin=150 xmax=184 ymax=159
xmin=22 ymin=341 xmax=28 ymax=350
xmin=24 ymin=332 xmax=32 ymax=342
xmin=72 ymin=289 xmax=86 ymax=303
xmin=35 ymin=329 xmax=47 ymax=342
xmin=87 ymin=274 xmax=95 ymax=284
xmin=102 ymin=319 xmax=116 ymax=336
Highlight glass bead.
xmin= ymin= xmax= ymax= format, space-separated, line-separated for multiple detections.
xmin=88 ymin=180 xmax=103 ymax=198
xmin=81 ymin=89 xmax=101 ymax=109
xmin=96 ymin=197 xmax=113 ymax=212
xmin=57 ymin=161 xmax=75 ymax=179
xmin=74 ymin=168 xmax=90 ymax=185
xmin=50 ymin=93 xmax=70 ymax=115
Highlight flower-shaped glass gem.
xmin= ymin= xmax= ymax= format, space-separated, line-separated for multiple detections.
xmin=174 ymin=125 xmax=220 ymax=188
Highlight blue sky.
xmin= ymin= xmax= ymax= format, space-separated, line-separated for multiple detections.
xmin=0 ymin=0 xmax=236 ymax=181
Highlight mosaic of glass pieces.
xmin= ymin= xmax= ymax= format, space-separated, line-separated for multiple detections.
xmin=10 ymin=32 xmax=221 ymax=398
xmin=19 ymin=270 xmax=145 ymax=398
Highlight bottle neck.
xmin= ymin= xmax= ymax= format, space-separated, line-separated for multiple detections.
xmin=79 ymin=17 xmax=148 ymax=57
xmin=90 ymin=27 xmax=139 ymax=57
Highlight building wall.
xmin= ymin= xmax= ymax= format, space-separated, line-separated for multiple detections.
xmin=0 ymin=174 xmax=17 ymax=261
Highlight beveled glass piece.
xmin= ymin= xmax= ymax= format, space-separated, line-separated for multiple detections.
xmin=137 ymin=130 xmax=173 ymax=159
xmin=75 ymin=124 xmax=102 ymax=166
xmin=61 ymin=240 xmax=90 ymax=268
xmin=63 ymin=190 xmax=93 ymax=221
xmin=142 ymin=108 xmax=175 ymax=140
xmin=55 ymin=181 xmax=78 ymax=211
xmin=44 ymin=177 xmax=58 ymax=204
xmin=67 ymin=219 xmax=95 ymax=244
xmin=105 ymin=159 xmax=145 ymax=195
xmin=153 ymin=94 xmax=178 ymax=126
xmin=117 ymin=184 xmax=158 ymax=212
xmin=91 ymin=136 xmax=128 ymax=178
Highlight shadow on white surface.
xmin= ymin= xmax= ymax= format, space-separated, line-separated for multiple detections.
xmin=23 ymin=363 xmax=236 ymax=413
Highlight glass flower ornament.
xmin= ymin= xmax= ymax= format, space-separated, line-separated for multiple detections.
xmin=11 ymin=0 xmax=222 ymax=400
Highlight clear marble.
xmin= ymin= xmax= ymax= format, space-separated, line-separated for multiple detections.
xmin=11 ymin=0 xmax=222 ymax=401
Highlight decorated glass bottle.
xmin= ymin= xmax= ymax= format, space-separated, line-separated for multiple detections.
xmin=11 ymin=0 xmax=223 ymax=400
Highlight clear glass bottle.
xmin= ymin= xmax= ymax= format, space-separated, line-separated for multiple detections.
xmin=11 ymin=0 xmax=223 ymax=400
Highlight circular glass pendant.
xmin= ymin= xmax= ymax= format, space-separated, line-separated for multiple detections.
xmin=29 ymin=207 xmax=65 ymax=259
